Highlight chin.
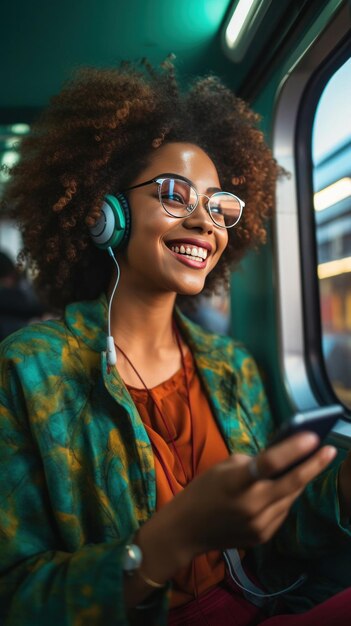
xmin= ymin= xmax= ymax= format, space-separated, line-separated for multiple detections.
xmin=175 ymin=282 xmax=205 ymax=297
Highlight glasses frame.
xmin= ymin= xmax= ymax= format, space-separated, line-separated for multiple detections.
xmin=122 ymin=175 xmax=245 ymax=229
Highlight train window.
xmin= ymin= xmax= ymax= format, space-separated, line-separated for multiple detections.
xmin=0 ymin=124 xmax=29 ymax=257
xmin=0 ymin=123 xmax=29 ymax=181
xmin=312 ymin=58 xmax=351 ymax=409
xmin=272 ymin=2 xmax=351 ymax=435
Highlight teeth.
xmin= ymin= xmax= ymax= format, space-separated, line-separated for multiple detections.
xmin=170 ymin=243 xmax=208 ymax=261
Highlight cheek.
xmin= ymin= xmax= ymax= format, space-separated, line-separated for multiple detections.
xmin=136 ymin=202 xmax=177 ymax=238
xmin=207 ymin=231 xmax=228 ymax=273
xmin=216 ymin=230 xmax=229 ymax=258
xmin=221 ymin=230 xmax=229 ymax=251
xmin=126 ymin=213 xmax=171 ymax=262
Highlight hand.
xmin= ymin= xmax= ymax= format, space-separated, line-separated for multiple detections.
xmin=173 ymin=432 xmax=337 ymax=556
xmin=136 ymin=433 xmax=336 ymax=588
xmin=338 ymin=449 xmax=351 ymax=524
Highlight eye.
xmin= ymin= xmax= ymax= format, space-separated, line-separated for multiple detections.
xmin=209 ymin=200 xmax=224 ymax=215
xmin=161 ymin=191 xmax=187 ymax=205
xmin=210 ymin=205 xmax=224 ymax=215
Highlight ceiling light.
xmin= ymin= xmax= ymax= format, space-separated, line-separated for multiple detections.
xmin=224 ymin=0 xmax=272 ymax=61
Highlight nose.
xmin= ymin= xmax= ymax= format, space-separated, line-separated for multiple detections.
xmin=183 ymin=194 xmax=214 ymax=233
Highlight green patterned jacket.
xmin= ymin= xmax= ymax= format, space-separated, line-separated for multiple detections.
xmin=0 ymin=294 xmax=350 ymax=625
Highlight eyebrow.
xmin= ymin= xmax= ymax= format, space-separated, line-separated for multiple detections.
xmin=157 ymin=172 xmax=222 ymax=193
xmin=156 ymin=172 xmax=193 ymax=185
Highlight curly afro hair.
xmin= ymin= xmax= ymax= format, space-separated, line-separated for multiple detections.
xmin=3 ymin=61 xmax=280 ymax=311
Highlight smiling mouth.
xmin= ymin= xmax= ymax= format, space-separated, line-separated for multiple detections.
xmin=167 ymin=243 xmax=209 ymax=263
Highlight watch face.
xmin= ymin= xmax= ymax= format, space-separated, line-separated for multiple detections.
xmin=123 ymin=543 xmax=143 ymax=572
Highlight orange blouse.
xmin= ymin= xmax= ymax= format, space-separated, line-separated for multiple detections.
xmin=128 ymin=350 xmax=231 ymax=607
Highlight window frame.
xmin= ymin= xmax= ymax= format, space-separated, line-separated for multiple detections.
xmin=296 ymin=39 xmax=351 ymax=408
xmin=272 ymin=2 xmax=351 ymax=445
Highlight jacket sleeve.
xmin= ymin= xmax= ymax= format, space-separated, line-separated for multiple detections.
xmin=274 ymin=453 xmax=351 ymax=556
xmin=0 ymin=353 xmax=168 ymax=626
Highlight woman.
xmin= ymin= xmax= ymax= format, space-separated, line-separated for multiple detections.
xmin=0 ymin=63 xmax=350 ymax=626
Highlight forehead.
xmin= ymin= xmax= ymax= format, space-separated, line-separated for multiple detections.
xmin=134 ymin=142 xmax=220 ymax=189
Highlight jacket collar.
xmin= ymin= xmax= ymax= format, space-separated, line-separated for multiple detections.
xmin=176 ymin=310 xmax=240 ymax=451
xmin=64 ymin=292 xmax=234 ymax=358
xmin=64 ymin=293 xmax=240 ymax=448
xmin=65 ymin=293 xmax=108 ymax=353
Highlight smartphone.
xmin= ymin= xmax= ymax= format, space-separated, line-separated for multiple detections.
xmin=267 ymin=404 xmax=344 ymax=477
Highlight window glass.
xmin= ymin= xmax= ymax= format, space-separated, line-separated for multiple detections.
xmin=312 ymin=57 xmax=351 ymax=409
xmin=0 ymin=124 xmax=30 ymax=258
xmin=0 ymin=123 xmax=29 ymax=189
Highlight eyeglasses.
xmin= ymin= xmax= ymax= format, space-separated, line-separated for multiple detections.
xmin=122 ymin=174 xmax=245 ymax=229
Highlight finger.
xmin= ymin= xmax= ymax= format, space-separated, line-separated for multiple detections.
xmin=252 ymin=432 xmax=322 ymax=480
xmin=251 ymin=509 xmax=290 ymax=545
xmin=252 ymin=444 xmax=337 ymax=510
xmin=244 ymin=486 xmax=304 ymax=545
xmin=276 ymin=444 xmax=337 ymax=491
xmin=223 ymin=453 xmax=255 ymax=491
xmin=233 ymin=470 xmax=303 ymax=520
xmin=241 ymin=444 xmax=337 ymax=514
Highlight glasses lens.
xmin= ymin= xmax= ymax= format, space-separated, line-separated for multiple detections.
xmin=209 ymin=193 xmax=243 ymax=228
xmin=159 ymin=178 xmax=197 ymax=217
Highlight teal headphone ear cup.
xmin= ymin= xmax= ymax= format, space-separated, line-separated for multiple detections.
xmin=89 ymin=194 xmax=131 ymax=250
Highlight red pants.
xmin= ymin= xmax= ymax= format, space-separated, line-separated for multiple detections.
xmin=168 ymin=574 xmax=351 ymax=626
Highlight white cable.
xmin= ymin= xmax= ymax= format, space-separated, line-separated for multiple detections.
xmin=223 ymin=549 xmax=307 ymax=607
xmin=106 ymin=247 xmax=120 ymax=366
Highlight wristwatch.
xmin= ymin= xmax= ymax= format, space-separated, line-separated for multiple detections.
xmin=122 ymin=542 xmax=165 ymax=590
xmin=122 ymin=543 xmax=143 ymax=575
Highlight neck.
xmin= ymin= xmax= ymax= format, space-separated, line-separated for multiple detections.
xmin=108 ymin=271 xmax=177 ymax=355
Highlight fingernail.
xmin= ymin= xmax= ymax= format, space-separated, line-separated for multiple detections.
xmin=303 ymin=433 xmax=320 ymax=446
xmin=324 ymin=445 xmax=337 ymax=460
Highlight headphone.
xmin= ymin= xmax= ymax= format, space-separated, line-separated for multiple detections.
xmin=88 ymin=193 xmax=131 ymax=368
xmin=89 ymin=193 xmax=131 ymax=250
